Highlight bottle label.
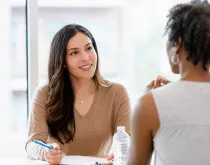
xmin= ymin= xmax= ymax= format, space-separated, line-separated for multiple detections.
xmin=115 ymin=141 xmax=129 ymax=164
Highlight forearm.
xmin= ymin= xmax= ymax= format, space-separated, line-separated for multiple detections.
xmin=26 ymin=140 xmax=45 ymax=160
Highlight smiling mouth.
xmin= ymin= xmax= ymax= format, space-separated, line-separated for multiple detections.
xmin=79 ymin=64 xmax=92 ymax=70
xmin=80 ymin=64 xmax=91 ymax=69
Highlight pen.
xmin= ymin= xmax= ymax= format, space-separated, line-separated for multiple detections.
xmin=95 ymin=160 xmax=113 ymax=165
xmin=33 ymin=140 xmax=63 ymax=154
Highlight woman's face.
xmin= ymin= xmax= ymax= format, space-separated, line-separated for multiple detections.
xmin=65 ymin=32 xmax=97 ymax=80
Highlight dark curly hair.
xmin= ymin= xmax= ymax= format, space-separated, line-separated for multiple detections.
xmin=165 ymin=0 xmax=210 ymax=70
xmin=46 ymin=24 xmax=106 ymax=144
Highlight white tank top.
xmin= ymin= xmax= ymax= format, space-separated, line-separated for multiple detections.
xmin=152 ymin=81 xmax=210 ymax=165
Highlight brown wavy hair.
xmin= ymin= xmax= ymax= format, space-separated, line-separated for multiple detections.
xmin=46 ymin=24 xmax=106 ymax=144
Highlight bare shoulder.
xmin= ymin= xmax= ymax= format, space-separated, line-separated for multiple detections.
xmin=133 ymin=92 xmax=159 ymax=136
xmin=135 ymin=92 xmax=155 ymax=113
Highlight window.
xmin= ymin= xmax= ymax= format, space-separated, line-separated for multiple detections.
xmin=38 ymin=4 xmax=122 ymax=86
xmin=37 ymin=0 xmax=185 ymax=107
xmin=0 ymin=0 xmax=27 ymax=156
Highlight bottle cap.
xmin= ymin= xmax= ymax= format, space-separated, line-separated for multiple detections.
xmin=117 ymin=126 xmax=125 ymax=131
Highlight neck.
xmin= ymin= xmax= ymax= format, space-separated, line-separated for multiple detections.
xmin=179 ymin=61 xmax=210 ymax=82
xmin=71 ymin=77 xmax=96 ymax=95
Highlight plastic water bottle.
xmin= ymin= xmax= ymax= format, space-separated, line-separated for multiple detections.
xmin=113 ymin=126 xmax=130 ymax=165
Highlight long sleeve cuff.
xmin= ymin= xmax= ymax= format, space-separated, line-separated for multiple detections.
xmin=26 ymin=140 xmax=45 ymax=161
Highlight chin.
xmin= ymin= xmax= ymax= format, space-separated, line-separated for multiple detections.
xmin=81 ymin=73 xmax=95 ymax=79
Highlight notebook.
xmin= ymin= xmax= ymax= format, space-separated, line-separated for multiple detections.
xmin=31 ymin=155 xmax=113 ymax=165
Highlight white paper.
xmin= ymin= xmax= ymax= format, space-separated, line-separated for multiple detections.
xmin=32 ymin=156 xmax=112 ymax=165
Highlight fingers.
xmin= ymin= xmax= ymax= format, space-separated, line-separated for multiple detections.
xmin=51 ymin=143 xmax=60 ymax=150
xmin=153 ymin=78 xmax=162 ymax=88
xmin=153 ymin=76 xmax=170 ymax=88
xmin=45 ymin=149 xmax=63 ymax=165
xmin=146 ymin=76 xmax=170 ymax=92
xmin=157 ymin=76 xmax=170 ymax=85
xmin=145 ymin=80 xmax=155 ymax=92
xmin=44 ymin=143 xmax=64 ymax=165
xmin=47 ymin=157 xmax=62 ymax=165
xmin=147 ymin=80 xmax=155 ymax=88
xmin=107 ymin=153 xmax=114 ymax=160
xmin=45 ymin=148 xmax=62 ymax=156
xmin=147 ymin=79 xmax=161 ymax=90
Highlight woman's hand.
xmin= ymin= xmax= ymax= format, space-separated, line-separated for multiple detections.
xmin=107 ymin=153 xmax=114 ymax=161
xmin=44 ymin=143 xmax=65 ymax=165
xmin=145 ymin=76 xmax=170 ymax=92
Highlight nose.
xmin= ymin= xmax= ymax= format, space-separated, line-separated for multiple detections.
xmin=81 ymin=51 xmax=89 ymax=61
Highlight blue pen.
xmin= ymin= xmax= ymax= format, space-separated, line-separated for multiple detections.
xmin=33 ymin=140 xmax=63 ymax=154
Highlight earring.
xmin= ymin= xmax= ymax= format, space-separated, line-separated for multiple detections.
xmin=171 ymin=55 xmax=179 ymax=65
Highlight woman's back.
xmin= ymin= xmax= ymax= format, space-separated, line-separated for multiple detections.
xmin=152 ymin=81 xmax=210 ymax=165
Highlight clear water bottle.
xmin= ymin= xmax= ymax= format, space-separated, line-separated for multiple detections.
xmin=113 ymin=126 xmax=130 ymax=165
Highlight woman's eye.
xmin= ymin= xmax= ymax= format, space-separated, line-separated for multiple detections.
xmin=87 ymin=47 xmax=92 ymax=51
xmin=70 ymin=51 xmax=78 ymax=55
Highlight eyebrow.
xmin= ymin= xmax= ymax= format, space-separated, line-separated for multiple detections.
xmin=67 ymin=43 xmax=91 ymax=53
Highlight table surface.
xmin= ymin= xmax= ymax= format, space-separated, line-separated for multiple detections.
xmin=0 ymin=157 xmax=112 ymax=165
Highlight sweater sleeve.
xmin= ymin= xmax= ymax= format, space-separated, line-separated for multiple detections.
xmin=113 ymin=86 xmax=131 ymax=135
xmin=25 ymin=86 xmax=49 ymax=160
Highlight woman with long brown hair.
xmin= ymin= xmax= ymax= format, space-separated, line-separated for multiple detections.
xmin=25 ymin=24 xmax=130 ymax=164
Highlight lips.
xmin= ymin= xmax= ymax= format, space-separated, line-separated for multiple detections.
xmin=80 ymin=64 xmax=91 ymax=69
xmin=79 ymin=64 xmax=92 ymax=71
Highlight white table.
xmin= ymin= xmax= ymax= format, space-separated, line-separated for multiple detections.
xmin=0 ymin=157 xmax=35 ymax=165
xmin=0 ymin=156 xmax=112 ymax=165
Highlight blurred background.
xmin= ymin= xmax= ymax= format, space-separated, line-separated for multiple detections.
xmin=0 ymin=0 xmax=188 ymax=158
